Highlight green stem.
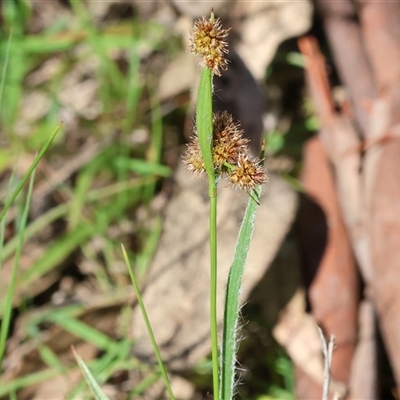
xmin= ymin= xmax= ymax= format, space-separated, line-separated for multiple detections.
xmin=196 ymin=67 xmax=219 ymax=400
xmin=209 ymin=180 xmax=219 ymax=400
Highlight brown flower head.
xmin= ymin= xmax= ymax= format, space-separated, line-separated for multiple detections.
xmin=184 ymin=111 xmax=268 ymax=191
xmin=184 ymin=111 xmax=249 ymax=176
xmin=182 ymin=133 xmax=205 ymax=175
xmin=189 ymin=15 xmax=230 ymax=76
xmin=212 ymin=111 xmax=249 ymax=170
xmin=227 ymin=154 xmax=269 ymax=190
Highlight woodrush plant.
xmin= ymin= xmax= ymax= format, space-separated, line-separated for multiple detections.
xmin=183 ymin=11 xmax=268 ymax=400
xmin=75 ymin=11 xmax=268 ymax=400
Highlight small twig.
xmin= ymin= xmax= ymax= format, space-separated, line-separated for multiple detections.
xmin=317 ymin=326 xmax=336 ymax=400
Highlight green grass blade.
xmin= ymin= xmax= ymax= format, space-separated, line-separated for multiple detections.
xmin=0 ymin=169 xmax=17 ymax=267
xmin=37 ymin=344 xmax=64 ymax=371
xmin=0 ymin=356 xmax=143 ymax=397
xmin=19 ymin=222 xmax=95 ymax=287
xmin=46 ymin=314 xmax=117 ymax=352
xmin=0 ymin=122 xmax=62 ymax=223
xmin=196 ymin=68 xmax=214 ymax=179
xmin=121 ymin=244 xmax=176 ymax=400
xmin=1 ymin=2 xmax=27 ymax=128
xmin=134 ymin=215 xmax=163 ymax=279
xmin=112 ymin=158 xmax=171 ymax=177
xmin=129 ymin=372 xmax=162 ymax=396
xmin=92 ymin=339 xmax=132 ymax=382
xmin=124 ymin=38 xmax=141 ymax=131
xmin=0 ymin=30 xmax=13 ymax=114
xmin=221 ymin=184 xmax=263 ymax=400
xmin=66 ymin=340 xmax=131 ymax=400
xmin=68 ymin=161 xmax=96 ymax=231
xmin=0 ymin=182 xmax=149 ymax=314
xmin=72 ymin=346 xmax=110 ymax=400
xmin=0 ymin=169 xmax=35 ymax=367
xmin=0 ymin=368 xmax=67 ymax=397
xmin=1 ymin=177 xmax=158 ymax=262
xmin=69 ymin=0 xmax=125 ymax=104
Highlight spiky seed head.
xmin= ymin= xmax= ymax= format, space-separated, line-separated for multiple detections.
xmin=184 ymin=111 xmax=268 ymax=191
xmin=189 ymin=15 xmax=230 ymax=76
xmin=182 ymin=133 xmax=205 ymax=175
xmin=228 ymin=154 xmax=269 ymax=190
xmin=212 ymin=111 xmax=249 ymax=169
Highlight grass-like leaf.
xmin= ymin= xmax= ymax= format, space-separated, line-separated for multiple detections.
xmin=0 ymin=122 xmax=62 ymax=223
xmin=47 ymin=313 xmax=117 ymax=352
xmin=121 ymin=244 xmax=176 ymax=400
xmin=0 ymin=29 xmax=12 ymax=115
xmin=72 ymin=346 xmax=110 ymax=400
xmin=0 ymin=169 xmax=35 ymax=367
xmin=196 ymin=68 xmax=214 ymax=179
xmin=0 ymin=178 xmax=157 ymax=315
xmin=221 ymin=183 xmax=263 ymax=400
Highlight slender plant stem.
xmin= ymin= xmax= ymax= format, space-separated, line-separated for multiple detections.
xmin=195 ymin=67 xmax=219 ymax=400
xmin=209 ymin=181 xmax=219 ymax=400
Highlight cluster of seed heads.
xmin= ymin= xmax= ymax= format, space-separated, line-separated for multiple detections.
xmin=184 ymin=14 xmax=268 ymax=190
xmin=184 ymin=111 xmax=267 ymax=190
